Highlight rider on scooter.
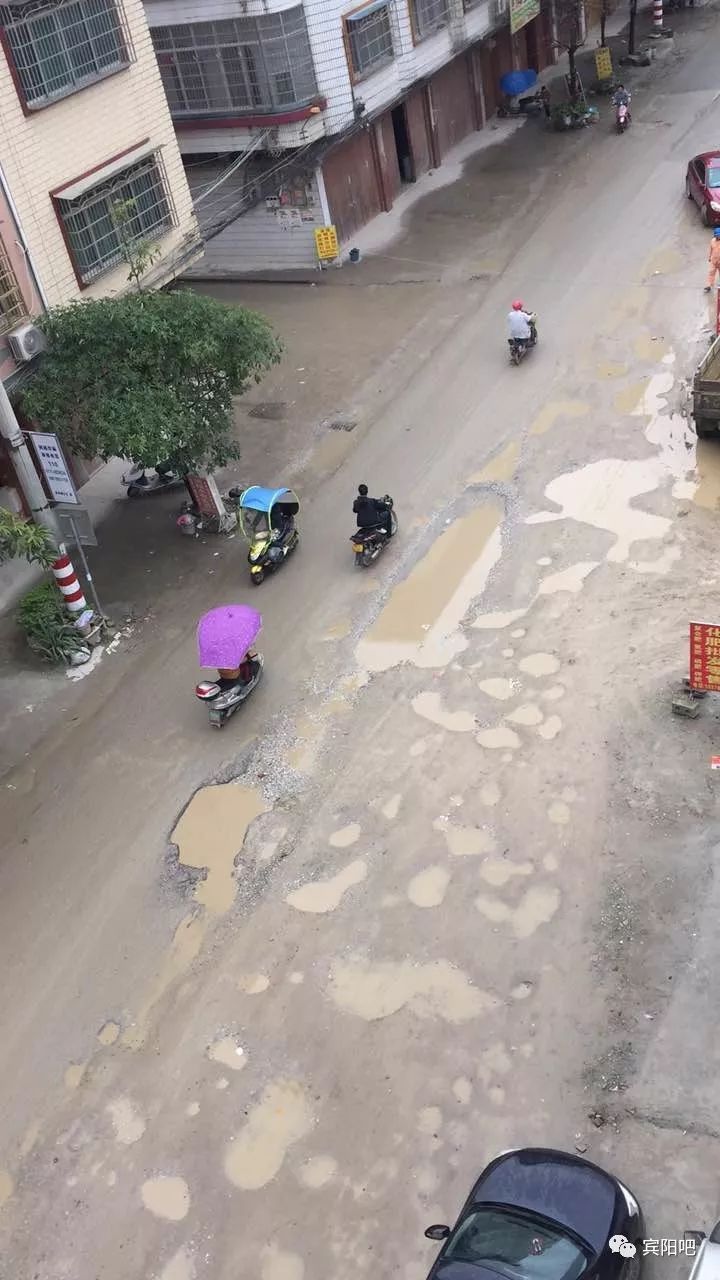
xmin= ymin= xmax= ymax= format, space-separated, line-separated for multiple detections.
xmin=507 ymin=300 xmax=536 ymax=347
xmin=612 ymin=83 xmax=631 ymax=119
xmin=217 ymin=652 xmax=258 ymax=688
xmin=353 ymin=484 xmax=393 ymax=539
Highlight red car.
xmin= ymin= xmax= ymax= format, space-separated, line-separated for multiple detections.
xmin=686 ymin=151 xmax=720 ymax=225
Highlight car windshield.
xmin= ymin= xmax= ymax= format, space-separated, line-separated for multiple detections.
xmin=708 ymin=168 xmax=720 ymax=188
xmin=444 ymin=1206 xmax=589 ymax=1280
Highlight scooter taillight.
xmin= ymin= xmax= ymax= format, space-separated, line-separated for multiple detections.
xmin=196 ymin=681 xmax=220 ymax=700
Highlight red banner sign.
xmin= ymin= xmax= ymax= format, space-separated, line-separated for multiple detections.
xmin=690 ymin=622 xmax=720 ymax=691
xmin=186 ymin=473 xmax=220 ymax=518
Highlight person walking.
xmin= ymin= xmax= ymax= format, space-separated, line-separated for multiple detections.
xmin=705 ymin=227 xmax=720 ymax=292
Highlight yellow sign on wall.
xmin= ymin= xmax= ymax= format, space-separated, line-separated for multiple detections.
xmin=315 ymin=226 xmax=339 ymax=261
xmin=510 ymin=0 xmax=540 ymax=35
xmin=595 ymin=46 xmax=613 ymax=80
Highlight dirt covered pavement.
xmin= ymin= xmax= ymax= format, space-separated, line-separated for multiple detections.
xmin=3 ymin=9 xmax=720 ymax=1277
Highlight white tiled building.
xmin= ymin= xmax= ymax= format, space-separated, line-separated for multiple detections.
xmin=0 ymin=0 xmax=201 ymax=308
xmin=143 ymin=0 xmax=555 ymax=277
xmin=0 ymin=0 xmax=202 ymax=525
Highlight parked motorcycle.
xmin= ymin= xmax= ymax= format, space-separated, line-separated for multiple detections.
xmin=508 ymin=316 xmax=538 ymax=366
xmin=350 ymin=496 xmax=398 ymax=567
xmin=122 ymin=461 xmax=183 ymax=498
xmin=498 ymin=90 xmax=543 ymax=118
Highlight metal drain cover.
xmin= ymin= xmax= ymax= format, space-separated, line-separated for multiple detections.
xmin=324 ymin=417 xmax=357 ymax=432
xmin=248 ymin=402 xmax=287 ymax=420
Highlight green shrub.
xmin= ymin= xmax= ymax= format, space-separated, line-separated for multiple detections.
xmin=16 ymin=582 xmax=84 ymax=664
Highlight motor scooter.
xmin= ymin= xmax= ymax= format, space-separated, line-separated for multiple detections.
xmin=350 ymin=497 xmax=398 ymax=567
xmin=122 ymin=462 xmax=184 ymax=498
xmin=195 ymin=656 xmax=263 ymax=728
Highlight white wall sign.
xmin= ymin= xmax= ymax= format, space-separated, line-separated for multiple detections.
xmin=28 ymin=431 xmax=78 ymax=505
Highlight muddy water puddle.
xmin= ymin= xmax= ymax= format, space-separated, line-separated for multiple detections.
xmin=328 ymin=958 xmax=497 ymax=1022
xmin=356 ymin=502 xmax=503 ymax=672
xmin=286 ymin=860 xmax=366 ymax=914
xmin=122 ymin=913 xmax=205 ymax=1050
xmin=172 ymin=783 xmax=269 ymax=916
xmin=530 ymin=400 xmax=588 ymax=437
xmin=469 ymin=441 xmax=519 ymax=485
xmin=224 ymin=1081 xmax=314 ymax=1190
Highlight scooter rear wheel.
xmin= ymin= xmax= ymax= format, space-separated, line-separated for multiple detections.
xmin=251 ymin=571 xmax=265 ymax=586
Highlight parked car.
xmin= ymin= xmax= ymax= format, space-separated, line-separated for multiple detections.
xmin=424 ymin=1147 xmax=644 ymax=1279
xmin=686 ymin=152 xmax=720 ymax=225
xmin=686 ymin=1221 xmax=720 ymax=1279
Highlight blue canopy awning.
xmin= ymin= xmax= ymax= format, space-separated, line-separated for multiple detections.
xmin=240 ymin=486 xmax=292 ymax=512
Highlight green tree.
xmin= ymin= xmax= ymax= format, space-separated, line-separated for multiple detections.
xmin=109 ymin=197 xmax=162 ymax=292
xmin=22 ymin=291 xmax=282 ymax=476
xmin=0 ymin=508 xmax=55 ymax=566
xmin=552 ymin=0 xmax=586 ymax=99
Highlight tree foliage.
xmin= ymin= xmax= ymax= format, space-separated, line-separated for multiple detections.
xmin=23 ymin=290 xmax=282 ymax=475
xmin=0 ymin=508 xmax=56 ymax=566
xmin=109 ymin=197 xmax=162 ymax=292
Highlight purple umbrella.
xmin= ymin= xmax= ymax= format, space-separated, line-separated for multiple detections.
xmin=197 ymin=604 xmax=262 ymax=668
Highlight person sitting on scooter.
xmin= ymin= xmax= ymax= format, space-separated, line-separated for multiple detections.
xmin=353 ymin=484 xmax=393 ymax=539
xmin=507 ymin=300 xmax=535 ymax=346
xmin=217 ymin=652 xmax=257 ymax=687
xmin=612 ymin=84 xmax=631 ymax=117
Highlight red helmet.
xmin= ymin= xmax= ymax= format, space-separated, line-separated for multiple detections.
xmin=511 ymin=300 xmax=524 ymax=311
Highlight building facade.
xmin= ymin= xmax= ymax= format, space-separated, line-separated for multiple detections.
xmin=143 ymin=0 xmax=555 ymax=276
xmin=0 ymin=0 xmax=202 ymax=524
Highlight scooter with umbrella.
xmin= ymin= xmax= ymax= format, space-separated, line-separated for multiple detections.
xmin=195 ymin=604 xmax=264 ymax=728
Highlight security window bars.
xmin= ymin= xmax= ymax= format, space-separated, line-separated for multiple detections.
xmin=56 ymin=155 xmax=173 ymax=284
xmin=345 ymin=4 xmax=394 ymax=80
xmin=151 ymin=7 xmax=317 ymax=117
xmin=0 ymin=0 xmax=131 ymax=109
xmin=0 ymin=242 xmax=27 ymax=333
xmin=410 ymin=0 xmax=451 ymax=38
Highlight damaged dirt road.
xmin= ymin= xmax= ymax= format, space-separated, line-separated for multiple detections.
xmin=3 ymin=12 xmax=720 ymax=1279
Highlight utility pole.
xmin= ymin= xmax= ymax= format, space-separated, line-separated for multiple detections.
xmin=0 ymin=378 xmax=87 ymax=613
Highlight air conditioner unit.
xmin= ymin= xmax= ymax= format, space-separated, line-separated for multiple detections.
xmin=8 ymin=322 xmax=46 ymax=363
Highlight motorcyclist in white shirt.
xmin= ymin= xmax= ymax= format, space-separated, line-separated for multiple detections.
xmin=507 ymin=299 xmax=536 ymax=345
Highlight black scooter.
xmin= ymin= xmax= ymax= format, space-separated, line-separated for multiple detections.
xmin=122 ymin=462 xmax=183 ymax=498
xmin=195 ymin=656 xmax=264 ymax=728
xmin=350 ymin=496 xmax=398 ymax=567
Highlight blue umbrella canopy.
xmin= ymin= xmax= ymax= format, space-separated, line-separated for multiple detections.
xmin=500 ymin=69 xmax=538 ymax=97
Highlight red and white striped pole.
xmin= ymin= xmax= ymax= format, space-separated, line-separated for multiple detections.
xmin=52 ymin=547 xmax=87 ymax=614
xmin=653 ymin=0 xmax=663 ymax=28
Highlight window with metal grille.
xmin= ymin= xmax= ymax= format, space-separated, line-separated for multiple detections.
xmin=0 ymin=0 xmax=132 ymax=109
xmin=345 ymin=3 xmax=394 ymax=80
xmin=151 ymin=7 xmax=317 ymax=117
xmin=410 ymin=0 xmax=451 ymax=38
xmin=55 ymin=154 xmax=173 ymax=284
xmin=0 ymin=241 xmax=27 ymax=334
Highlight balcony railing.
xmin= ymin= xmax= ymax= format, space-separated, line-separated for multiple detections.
xmin=151 ymin=6 xmax=318 ymax=119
